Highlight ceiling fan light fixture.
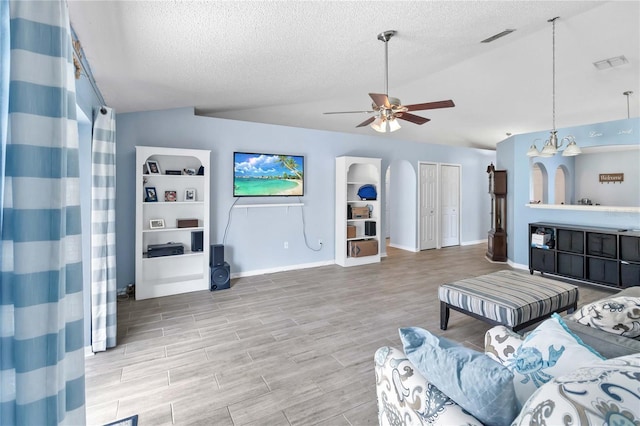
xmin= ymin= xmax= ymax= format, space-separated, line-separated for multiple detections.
xmin=371 ymin=116 xmax=385 ymax=132
xmin=388 ymin=117 xmax=401 ymax=132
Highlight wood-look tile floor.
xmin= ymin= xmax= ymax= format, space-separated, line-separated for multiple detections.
xmin=85 ymin=243 xmax=614 ymax=425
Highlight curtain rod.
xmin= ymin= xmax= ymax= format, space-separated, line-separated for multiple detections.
xmin=70 ymin=26 xmax=107 ymax=107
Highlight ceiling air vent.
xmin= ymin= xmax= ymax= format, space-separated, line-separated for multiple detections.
xmin=481 ymin=29 xmax=516 ymax=43
xmin=593 ymin=55 xmax=628 ymax=70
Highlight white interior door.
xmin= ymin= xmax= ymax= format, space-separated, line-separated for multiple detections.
xmin=440 ymin=164 xmax=460 ymax=247
xmin=419 ymin=162 xmax=438 ymax=250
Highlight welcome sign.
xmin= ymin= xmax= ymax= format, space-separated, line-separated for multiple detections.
xmin=599 ymin=173 xmax=624 ymax=183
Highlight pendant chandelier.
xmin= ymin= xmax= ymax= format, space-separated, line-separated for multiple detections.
xmin=527 ymin=17 xmax=581 ymax=158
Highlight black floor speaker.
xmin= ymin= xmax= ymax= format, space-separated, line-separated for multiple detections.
xmin=210 ymin=244 xmax=224 ymax=266
xmin=210 ymin=262 xmax=230 ymax=291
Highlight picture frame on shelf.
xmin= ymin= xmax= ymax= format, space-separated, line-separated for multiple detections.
xmin=145 ymin=187 xmax=158 ymax=202
xmin=184 ymin=188 xmax=196 ymax=202
xmin=146 ymin=160 xmax=161 ymax=174
xmin=164 ymin=190 xmax=177 ymax=202
xmin=149 ymin=218 xmax=165 ymax=229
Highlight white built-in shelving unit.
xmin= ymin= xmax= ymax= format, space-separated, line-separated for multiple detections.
xmin=135 ymin=146 xmax=210 ymax=300
xmin=335 ymin=156 xmax=381 ymax=267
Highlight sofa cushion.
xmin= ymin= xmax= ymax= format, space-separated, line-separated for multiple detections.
xmin=484 ymin=325 xmax=525 ymax=364
xmin=399 ymin=327 xmax=519 ymax=426
xmin=512 ymin=353 xmax=640 ymax=425
xmin=568 ymin=295 xmax=640 ymax=338
xmin=505 ymin=313 xmax=605 ymax=406
xmin=563 ymin=315 xmax=640 ymax=359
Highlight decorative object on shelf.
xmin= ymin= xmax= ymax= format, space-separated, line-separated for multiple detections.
xmin=144 ymin=187 xmax=158 ymax=202
xmin=197 ymin=166 xmax=205 ymax=175
xmin=357 ymin=184 xmax=377 ymax=200
xmin=351 ymin=206 xmax=370 ymax=219
xmin=599 ymin=173 xmax=624 ymax=184
xmin=164 ymin=190 xmax=177 ymax=202
xmin=183 ymin=168 xmax=196 ymax=176
xmin=146 ymin=160 xmax=161 ymax=174
xmin=177 ymin=218 xmax=198 ymax=228
xmin=165 ymin=169 xmax=182 ymax=175
xmin=149 ymin=218 xmax=165 ymax=229
xmin=184 ymin=188 xmax=196 ymax=201
xmin=526 ymin=17 xmax=581 ymax=158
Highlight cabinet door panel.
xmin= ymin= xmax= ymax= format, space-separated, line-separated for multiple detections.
xmin=558 ymin=253 xmax=584 ymax=279
xmin=621 ymin=263 xmax=640 ymax=287
xmin=587 ymin=258 xmax=618 ymax=285
xmin=531 ymin=249 xmax=554 ymax=272
xmin=620 ymin=236 xmax=640 ymax=262
xmin=557 ymin=230 xmax=584 ymax=254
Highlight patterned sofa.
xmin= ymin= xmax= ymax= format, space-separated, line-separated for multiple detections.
xmin=375 ymin=290 xmax=640 ymax=425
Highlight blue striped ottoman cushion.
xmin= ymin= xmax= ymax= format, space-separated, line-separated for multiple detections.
xmin=438 ymin=270 xmax=578 ymax=327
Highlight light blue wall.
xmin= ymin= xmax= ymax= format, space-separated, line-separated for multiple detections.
xmin=116 ymin=107 xmax=495 ymax=289
xmin=389 ymin=160 xmax=417 ymax=251
xmin=497 ymin=117 xmax=640 ymax=268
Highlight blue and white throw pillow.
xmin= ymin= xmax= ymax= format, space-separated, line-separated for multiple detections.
xmin=399 ymin=327 xmax=519 ymax=426
xmin=505 ymin=313 xmax=605 ymax=406
xmin=513 ymin=354 xmax=640 ymax=425
xmin=569 ymin=296 xmax=640 ymax=338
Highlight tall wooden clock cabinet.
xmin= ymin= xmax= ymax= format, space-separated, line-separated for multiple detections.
xmin=487 ymin=165 xmax=507 ymax=262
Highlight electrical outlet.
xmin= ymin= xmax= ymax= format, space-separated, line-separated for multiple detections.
xmin=284 ymin=241 xmax=288 ymax=249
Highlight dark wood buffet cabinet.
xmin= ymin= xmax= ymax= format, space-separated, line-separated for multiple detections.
xmin=529 ymin=222 xmax=640 ymax=288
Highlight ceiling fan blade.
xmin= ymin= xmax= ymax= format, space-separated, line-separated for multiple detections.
xmin=397 ymin=112 xmax=430 ymax=125
xmin=323 ymin=110 xmax=374 ymax=115
xmin=404 ymin=100 xmax=455 ymax=111
xmin=356 ymin=116 xmax=376 ymax=128
xmin=369 ymin=93 xmax=391 ymax=108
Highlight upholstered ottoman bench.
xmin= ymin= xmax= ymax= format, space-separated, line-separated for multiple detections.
xmin=438 ymin=270 xmax=578 ymax=332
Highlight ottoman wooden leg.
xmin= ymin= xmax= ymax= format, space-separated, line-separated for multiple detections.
xmin=440 ymin=301 xmax=450 ymax=330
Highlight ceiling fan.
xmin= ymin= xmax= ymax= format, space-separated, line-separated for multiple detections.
xmin=324 ymin=30 xmax=455 ymax=133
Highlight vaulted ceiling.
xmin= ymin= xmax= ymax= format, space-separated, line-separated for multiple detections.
xmin=68 ymin=1 xmax=639 ymax=150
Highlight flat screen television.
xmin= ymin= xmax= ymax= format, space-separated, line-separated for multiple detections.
xmin=233 ymin=152 xmax=304 ymax=197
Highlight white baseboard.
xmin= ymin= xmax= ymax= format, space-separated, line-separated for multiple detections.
xmin=230 ymin=260 xmax=336 ymax=279
xmin=388 ymin=243 xmax=419 ymax=252
xmin=84 ymin=346 xmax=94 ymax=357
xmin=509 ymin=261 xmax=529 ymax=270
xmin=461 ymin=239 xmax=487 ymax=246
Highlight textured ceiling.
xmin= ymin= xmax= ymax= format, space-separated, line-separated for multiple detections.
xmin=68 ymin=1 xmax=640 ymax=150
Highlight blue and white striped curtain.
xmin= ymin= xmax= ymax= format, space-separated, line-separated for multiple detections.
xmin=91 ymin=107 xmax=116 ymax=352
xmin=0 ymin=1 xmax=86 ymax=424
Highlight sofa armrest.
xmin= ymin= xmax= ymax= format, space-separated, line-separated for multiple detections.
xmin=374 ymin=346 xmax=482 ymax=426
xmin=484 ymin=325 xmax=524 ymax=364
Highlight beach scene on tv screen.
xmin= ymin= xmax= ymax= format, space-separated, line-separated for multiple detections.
xmin=234 ymin=153 xmax=304 ymax=196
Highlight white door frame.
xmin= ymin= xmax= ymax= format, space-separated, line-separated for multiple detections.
xmin=417 ymin=161 xmax=439 ymax=250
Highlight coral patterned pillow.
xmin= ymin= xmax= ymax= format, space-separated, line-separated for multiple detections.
xmin=569 ymin=296 xmax=640 ymax=338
